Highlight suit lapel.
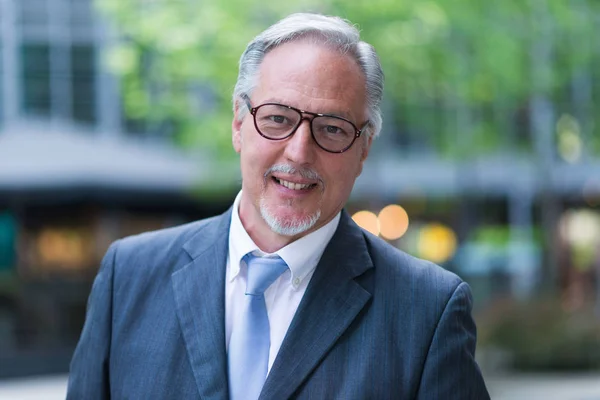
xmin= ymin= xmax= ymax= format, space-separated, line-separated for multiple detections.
xmin=171 ymin=210 xmax=232 ymax=400
xmin=260 ymin=211 xmax=374 ymax=400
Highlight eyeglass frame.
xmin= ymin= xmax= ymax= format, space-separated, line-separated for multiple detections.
xmin=242 ymin=95 xmax=369 ymax=154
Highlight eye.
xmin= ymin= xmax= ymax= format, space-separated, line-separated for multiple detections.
xmin=325 ymin=125 xmax=342 ymax=134
xmin=314 ymin=116 xmax=354 ymax=139
xmin=269 ymin=115 xmax=287 ymax=124
xmin=259 ymin=114 xmax=294 ymax=127
xmin=320 ymin=123 xmax=350 ymax=137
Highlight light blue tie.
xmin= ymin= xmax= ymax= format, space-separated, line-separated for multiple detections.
xmin=228 ymin=254 xmax=288 ymax=400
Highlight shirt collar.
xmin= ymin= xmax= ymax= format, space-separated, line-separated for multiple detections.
xmin=228 ymin=190 xmax=340 ymax=289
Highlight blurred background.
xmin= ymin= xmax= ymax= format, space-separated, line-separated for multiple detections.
xmin=0 ymin=0 xmax=599 ymax=398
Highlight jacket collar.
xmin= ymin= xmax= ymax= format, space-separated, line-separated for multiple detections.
xmin=172 ymin=208 xmax=232 ymax=399
xmin=172 ymin=208 xmax=374 ymax=400
xmin=260 ymin=210 xmax=374 ymax=399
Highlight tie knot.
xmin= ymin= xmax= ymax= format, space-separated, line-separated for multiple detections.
xmin=244 ymin=254 xmax=288 ymax=296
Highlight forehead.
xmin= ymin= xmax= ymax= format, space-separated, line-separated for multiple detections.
xmin=253 ymin=41 xmax=367 ymax=120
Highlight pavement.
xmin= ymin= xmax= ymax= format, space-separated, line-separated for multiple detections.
xmin=1 ymin=372 xmax=600 ymax=399
xmin=486 ymin=372 xmax=600 ymax=400
xmin=0 ymin=375 xmax=67 ymax=400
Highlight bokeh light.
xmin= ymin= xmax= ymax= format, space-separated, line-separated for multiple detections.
xmin=560 ymin=209 xmax=600 ymax=248
xmin=417 ymin=223 xmax=457 ymax=264
xmin=351 ymin=210 xmax=380 ymax=236
xmin=556 ymin=114 xmax=582 ymax=164
xmin=378 ymin=204 xmax=410 ymax=240
xmin=559 ymin=209 xmax=600 ymax=272
xmin=37 ymin=228 xmax=87 ymax=269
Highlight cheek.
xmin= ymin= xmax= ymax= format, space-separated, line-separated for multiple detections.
xmin=325 ymin=161 xmax=359 ymax=191
xmin=240 ymin=138 xmax=272 ymax=183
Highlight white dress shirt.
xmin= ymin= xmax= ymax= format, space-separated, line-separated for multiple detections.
xmin=225 ymin=191 xmax=340 ymax=373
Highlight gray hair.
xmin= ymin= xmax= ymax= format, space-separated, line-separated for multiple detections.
xmin=232 ymin=13 xmax=384 ymax=139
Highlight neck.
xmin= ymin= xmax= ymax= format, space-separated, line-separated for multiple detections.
xmin=242 ymin=218 xmax=298 ymax=253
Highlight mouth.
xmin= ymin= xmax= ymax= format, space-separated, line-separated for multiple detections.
xmin=272 ymin=177 xmax=318 ymax=191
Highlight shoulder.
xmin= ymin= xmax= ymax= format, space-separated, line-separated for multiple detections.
xmin=105 ymin=213 xmax=226 ymax=277
xmin=360 ymin=228 xmax=464 ymax=299
xmin=354 ymin=228 xmax=475 ymax=345
xmin=116 ymin=215 xmax=219 ymax=255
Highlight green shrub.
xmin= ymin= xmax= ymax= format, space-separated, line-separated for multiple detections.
xmin=477 ymin=298 xmax=600 ymax=371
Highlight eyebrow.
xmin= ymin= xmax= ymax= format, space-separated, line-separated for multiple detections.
xmin=262 ymin=98 xmax=355 ymax=120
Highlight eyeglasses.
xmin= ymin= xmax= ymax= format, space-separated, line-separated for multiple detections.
xmin=243 ymin=96 xmax=369 ymax=153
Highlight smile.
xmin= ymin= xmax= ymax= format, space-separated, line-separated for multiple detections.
xmin=273 ymin=177 xmax=317 ymax=190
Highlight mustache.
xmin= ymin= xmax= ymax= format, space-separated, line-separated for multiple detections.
xmin=264 ymin=164 xmax=322 ymax=183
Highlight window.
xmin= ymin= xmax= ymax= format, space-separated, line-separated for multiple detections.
xmin=19 ymin=0 xmax=49 ymax=31
xmin=70 ymin=0 xmax=94 ymax=40
xmin=18 ymin=0 xmax=99 ymax=123
xmin=0 ymin=43 xmax=4 ymax=124
xmin=21 ymin=43 xmax=51 ymax=115
xmin=71 ymin=45 xmax=96 ymax=123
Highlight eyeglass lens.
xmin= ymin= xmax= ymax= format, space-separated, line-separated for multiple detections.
xmin=254 ymin=104 xmax=356 ymax=152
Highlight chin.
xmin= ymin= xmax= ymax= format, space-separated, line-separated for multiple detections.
xmin=259 ymin=202 xmax=321 ymax=237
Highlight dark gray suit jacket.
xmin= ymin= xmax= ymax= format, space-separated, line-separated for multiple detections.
xmin=67 ymin=208 xmax=489 ymax=399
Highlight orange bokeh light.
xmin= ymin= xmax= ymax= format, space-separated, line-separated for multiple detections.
xmin=378 ymin=204 xmax=410 ymax=240
xmin=352 ymin=210 xmax=380 ymax=236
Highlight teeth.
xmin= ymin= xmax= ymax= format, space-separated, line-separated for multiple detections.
xmin=277 ymin=178 xmax=312 ymax=190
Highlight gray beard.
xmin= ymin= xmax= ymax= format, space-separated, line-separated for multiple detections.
xmin=259 ymin=197 xmax=321 ymax=237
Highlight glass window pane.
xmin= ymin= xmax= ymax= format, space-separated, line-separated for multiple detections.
xmin=19 ymin=0 xmax=49 ymax=29
xmin=21 ymin=43 xmax=51 ymax=115
xmin=0 ymin=44 xmax=3 ymax=125
xmin=71 ymin=45 xmax=94 ymax=75
xmin=70 ymin=0 xmax=94 ymax=29
xmin=71 ymin=45 xmax=96 ymax=123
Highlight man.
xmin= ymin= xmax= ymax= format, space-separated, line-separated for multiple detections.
xmin=68 ymin=13 xmax=490 ymax=399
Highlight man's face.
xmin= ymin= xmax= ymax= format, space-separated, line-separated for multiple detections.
xmin=233 ymin=40 xmax=372 ymax=242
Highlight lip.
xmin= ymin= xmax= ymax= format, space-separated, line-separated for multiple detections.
xmin=271 ymin=174 xmax=319 ymax=186
xmin=270 ymin=176 xmax=319 ymax=195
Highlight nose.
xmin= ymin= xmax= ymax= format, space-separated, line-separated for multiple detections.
xmin=283 ymin=118 xmax=317 ymax=165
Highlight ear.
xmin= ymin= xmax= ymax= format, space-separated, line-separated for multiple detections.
xmin=232 ymin=102 xmax=243 ymax=154
xmin=356 ymin=134 xmax=373 ymax=177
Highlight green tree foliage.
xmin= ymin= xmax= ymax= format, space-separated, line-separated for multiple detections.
xmin=98 ymin=0 xmax=600 ymax=160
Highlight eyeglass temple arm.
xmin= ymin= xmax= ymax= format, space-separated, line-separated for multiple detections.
xmin=358 ymin=121 xmax=370 ymax=136
xmin=241 ymin=94 xmax=253 ymax=112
